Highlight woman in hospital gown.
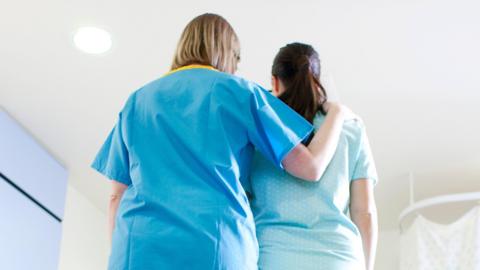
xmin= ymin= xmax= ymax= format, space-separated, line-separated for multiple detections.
xmin=247 ymin=43 xmax=379 ymax=270
xmin=91 ymin=14 xmax=353 ymax=270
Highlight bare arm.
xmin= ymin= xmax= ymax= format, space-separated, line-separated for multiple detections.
xmin=350 ymin=179 xmax=378 ymax=270
xmin=108 ymin=181 xmax=128 ymax=244
xmin=282 ymin=103 xmax=350 ymax=181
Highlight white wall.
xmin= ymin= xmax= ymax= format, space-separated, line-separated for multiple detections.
xmin=58 ymin=185 xmax=109 ymax=270
xmin=376 ymin=229 xmax=401 ymax=270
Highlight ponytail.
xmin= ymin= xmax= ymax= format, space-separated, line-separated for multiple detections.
xmin=272 ymin=43 xmax=327 ymax=123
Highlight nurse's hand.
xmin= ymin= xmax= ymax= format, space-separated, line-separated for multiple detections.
xmin=324 ymin=101 xmax=361 ymax=122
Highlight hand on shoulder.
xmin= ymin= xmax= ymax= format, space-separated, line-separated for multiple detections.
xmin=324 ymin=102 xmax=363 ymax=123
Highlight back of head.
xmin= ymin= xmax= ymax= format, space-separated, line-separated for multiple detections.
xmin=272 ymin=43 xmax=327 ymax=123
xmin=172 ymin=13 xmax=240 ymax=74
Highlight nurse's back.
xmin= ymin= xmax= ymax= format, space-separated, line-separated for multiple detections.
xmin=127 ymin=68 xmax=254 ymax=213
xmin=115 ymin=67 xmax=261 ymax=269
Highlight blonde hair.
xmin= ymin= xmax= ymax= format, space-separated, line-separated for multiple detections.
xmin=171 ymin=13 xmax=240 ymax=74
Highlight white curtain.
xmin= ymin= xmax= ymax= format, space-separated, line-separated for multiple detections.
xmin=400 ymin=206 xmax=480 ymax=270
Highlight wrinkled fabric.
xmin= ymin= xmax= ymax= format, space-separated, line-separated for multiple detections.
xmin=400 ymin=206 xmax=480 ymax=270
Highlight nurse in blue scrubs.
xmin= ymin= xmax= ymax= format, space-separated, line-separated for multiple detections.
xmin=91 ymin=14 xmax=353 ymax=270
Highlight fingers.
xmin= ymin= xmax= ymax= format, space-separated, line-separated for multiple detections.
xmin=324 ymin=102 xmax=363 ymax=123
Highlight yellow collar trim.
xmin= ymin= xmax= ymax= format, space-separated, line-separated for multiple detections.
xmin=164 ymin=64 xmax=217 ymax=77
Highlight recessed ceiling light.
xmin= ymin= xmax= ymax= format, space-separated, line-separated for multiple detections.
xmin=73 ymin=27 xmax=112 ymax=54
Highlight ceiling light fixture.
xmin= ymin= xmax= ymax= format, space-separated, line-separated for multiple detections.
xmin=73 ymin=26 xmax=112 ymax=54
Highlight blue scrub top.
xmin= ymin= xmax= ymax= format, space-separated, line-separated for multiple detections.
xmin=247 ymin=113 xmax=378 ymax=270
xmin=91 ymin=65 xmax=313 ymax=270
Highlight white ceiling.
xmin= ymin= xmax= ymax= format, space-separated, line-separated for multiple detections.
xmin=1 ymin=0 xmax=479 ymax=230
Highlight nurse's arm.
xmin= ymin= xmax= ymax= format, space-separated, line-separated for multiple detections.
xmin=282 ymin=103 xmax=347 ymax=181
xmin=350 ymin=179 xmax=378 ymax=270
xmin=108 ymin=181 xmax=128 ymax=244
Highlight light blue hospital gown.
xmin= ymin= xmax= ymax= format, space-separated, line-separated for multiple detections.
xmin=91 ymin=66 xmax=313 ymax=270
xmin=247 ymin=113 xmax=378 ymax=270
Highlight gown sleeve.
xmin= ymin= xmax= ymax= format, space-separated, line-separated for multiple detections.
xmin=91 ymin=112 xmax=132 ymax=185
xmin=351 ymin=126 xmax=378 ymax=185
xmin=246 ymin=86 xmax=313 ymax=170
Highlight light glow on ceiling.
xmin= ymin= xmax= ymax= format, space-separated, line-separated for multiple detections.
xmin=73 ymin=27 xmax=112 ymax=54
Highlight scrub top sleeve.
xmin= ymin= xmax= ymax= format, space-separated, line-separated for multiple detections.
xmin=247 ymin=87 xmax=313 ymax=169
xmin=352 ymin=127 xmax=378 ymax=186
xmin=91 ymin=112 xmax=132 ymax=185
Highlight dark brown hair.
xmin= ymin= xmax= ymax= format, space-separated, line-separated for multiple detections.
xmin=272 ymin=43 xmax=327 ymax=123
